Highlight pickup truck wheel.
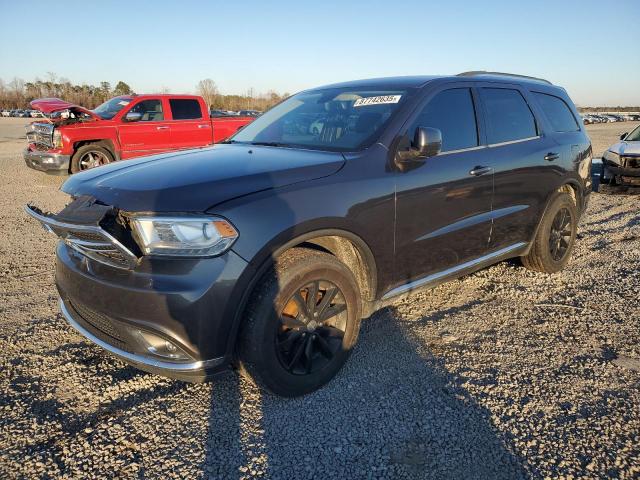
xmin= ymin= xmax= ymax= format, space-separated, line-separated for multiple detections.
xmin=521 ymin=192 xmax=577 ymax=273
xmin=238 ymin=248 xmax=361 ymax=397
xmin=70 ymin=145 xmax=114 ymax=173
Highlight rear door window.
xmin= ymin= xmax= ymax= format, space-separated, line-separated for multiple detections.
xmin=480 ymin=88 xmax=537 ymax=144
xmin=169 ymin=99 xmax=203 ymax=120
xmin=532 ymin=92 xmax=579 ymax=132
xmin=410 ymin=88 xmax=478 ymax=152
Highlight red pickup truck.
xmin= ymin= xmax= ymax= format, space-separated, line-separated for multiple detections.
xmin=24 ymin=94 xmax=254 ymax=174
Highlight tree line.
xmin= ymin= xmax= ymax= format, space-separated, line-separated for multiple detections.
xmin=0 ymin=74 xmax=288 ymax=112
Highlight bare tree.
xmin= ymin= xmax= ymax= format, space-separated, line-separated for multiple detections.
xmin=196 ymin=79 xmax=219 ymax=109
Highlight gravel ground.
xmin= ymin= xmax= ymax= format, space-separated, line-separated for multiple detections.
xmin=0 ymin=118 xmax=639 ymax=479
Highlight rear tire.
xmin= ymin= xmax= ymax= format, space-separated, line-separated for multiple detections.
xmin=237 ymin=248 xmax=362 ymax=397
xmin=521 ymin=192 xmax=577 ymax=273
xmin=70 ymin=144 xmax=114 ymax=174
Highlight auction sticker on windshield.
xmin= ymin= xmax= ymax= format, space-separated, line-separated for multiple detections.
xmin=353 ymin=95 xmax=402 ymax=107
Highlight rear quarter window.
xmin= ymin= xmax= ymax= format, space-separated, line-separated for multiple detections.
xmin=532 ymin=92 xmax=580 ymax=132
xmin=481 ymin=88 xmax=538 ymax=144
xmin=169 ymin=99 xmax=202 ymax=120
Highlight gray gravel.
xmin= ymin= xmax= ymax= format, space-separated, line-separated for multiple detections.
xmin=0 ymin=118 xmax=639 ymax=479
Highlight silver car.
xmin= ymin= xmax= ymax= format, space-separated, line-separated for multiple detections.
xmin=600 ymin=124 xmax=640 ymax=189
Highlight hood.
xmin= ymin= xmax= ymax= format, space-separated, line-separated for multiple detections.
xmin=607 ymin=141 xmax=640 ymax=157
xmin=61 ymin=144 xmax=345 ymax=212
xmin=30 ymin=98 xmax=100 ymax=120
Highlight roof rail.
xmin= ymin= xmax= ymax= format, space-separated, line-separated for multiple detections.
xmin=456 ymin=71 xmax=552 ymax=85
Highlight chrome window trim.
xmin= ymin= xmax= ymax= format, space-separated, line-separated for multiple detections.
xmin=487 ymin=136 xmax=540 ymax=148
xmin=437 ymin=145 xmax=487 ymax=156
xmin=382 ymin=242 xmax=527 ymax=300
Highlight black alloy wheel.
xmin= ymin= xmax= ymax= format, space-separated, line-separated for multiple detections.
xmin=549 ymin=207 xmax=572 ymax=261
xmin=276 ymin=280 xmax=347 ymax=375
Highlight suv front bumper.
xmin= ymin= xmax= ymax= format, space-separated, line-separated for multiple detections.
xmin=55 ymin=241 xmax=254 ymax=382
xmin=24 ymin=148 xmax=70 ymax=174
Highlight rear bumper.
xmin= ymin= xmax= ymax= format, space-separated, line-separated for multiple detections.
xmin=23 ymin=148 xmax=70 ymax=174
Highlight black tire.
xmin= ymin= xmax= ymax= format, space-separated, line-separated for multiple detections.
xmin=238 ymin=248 xmax=362 ymax=397
xmin=70 ymin=144 xmax=114 ymax=174
xmin=521 ymin=192 xmax=577 ymax=273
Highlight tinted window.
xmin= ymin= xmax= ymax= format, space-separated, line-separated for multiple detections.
xmin=481 ymin=88 xmax=537 ymax=144
xmin=410 ymin=88 xmax=478 ymax=152
xmin=170 ymin=99 xmax=202 ymax=120
xmin=128 ymin=99 xmax=163 ymax=121
xmin=533 ymin=92 xmax=579 ymax=132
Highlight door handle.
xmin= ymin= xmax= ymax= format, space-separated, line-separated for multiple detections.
xmin=544 ymin=152 xmax=560 ymax=161
xmin=198 ymin=124 xmax=210 ymax=129
xmin=469 ymin=166 xmax=493 ymax=176
xmin=156 ymin=126 xmax=169 ymax=130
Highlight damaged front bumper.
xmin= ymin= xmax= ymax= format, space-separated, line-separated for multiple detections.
xmin=24 ymin=148 xmax=70 ymax=174
xmin=595 ymin=155 xmax=640 ymax=192
xmin=24 ymin=198 xmax=252 ymax=381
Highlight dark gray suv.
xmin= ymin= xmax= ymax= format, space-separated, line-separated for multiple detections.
xmin=27 ymin=72 xmax=592 ymax=396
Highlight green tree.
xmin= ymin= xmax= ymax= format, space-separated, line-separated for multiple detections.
xmin=113 ymin=81 xmax=133 ymax=96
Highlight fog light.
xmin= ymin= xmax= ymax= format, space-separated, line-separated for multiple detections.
xmin=132 ymin=329 xmax=192 ymax=361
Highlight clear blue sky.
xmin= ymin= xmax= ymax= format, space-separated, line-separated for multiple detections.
xmin=1 ymin=0 xmax=638 ymax=106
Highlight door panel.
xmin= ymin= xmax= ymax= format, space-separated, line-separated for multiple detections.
xmin=118 ymin=99 xmax=171 ymax=157
xmin=393 ymin=86 xmax=493 ymax=290
xmin=394 ymin=148 xmax=493 ymax=287
xmin=476 ymin=85 xmax=560 ymax=250
xmin=167 ymin=98 xmax=212 ymax=149
xmin=486 ymin=137 xmax=559 ymax=249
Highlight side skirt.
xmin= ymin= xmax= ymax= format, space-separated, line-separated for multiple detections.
xmin=377 ymin=242 xmax=528 ymax=305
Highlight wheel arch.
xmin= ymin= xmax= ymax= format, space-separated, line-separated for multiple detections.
xmin=225 ymin=228 xmax=378 ymax=358
xmin=523 ymin=179 xmax=582 ymax=256
xmin=72 ymin=139 xmax=118 ymax=158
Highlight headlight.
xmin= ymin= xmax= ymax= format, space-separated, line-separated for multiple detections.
xmin=131 ymin=216 xmax=238 ymax=257
xmin=602 ymin=150 xmax=620 ymax=164
xmin=52 ymin=129 xmax=63 ymax=148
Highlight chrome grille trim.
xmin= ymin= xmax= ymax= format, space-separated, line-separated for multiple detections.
xmin=25 ymin=122 xmax=54 ymax=148
xmin=24 ymin=205 xmax=138 ymax=270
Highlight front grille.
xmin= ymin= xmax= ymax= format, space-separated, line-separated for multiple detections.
xmin=622 ymin=156 xmax=640 ymax=169
xmin=25 ymin=122 xmax=54 ymax=148
xmin=25 ymin=205 xmax=138 ymax=270
xmin=67 ymin=300 xmax=133 ymax=353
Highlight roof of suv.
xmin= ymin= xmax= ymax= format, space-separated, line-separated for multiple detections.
xmin=315 ymin=72 xmax=554 ymax=91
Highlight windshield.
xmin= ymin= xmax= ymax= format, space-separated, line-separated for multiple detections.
xmin=93 ymin=96 xmax=133 ymax=119
xmin=625 ymin=125 xmax=640 ymax=142
xmin=229 ymin=88 xmax=410 ymax=151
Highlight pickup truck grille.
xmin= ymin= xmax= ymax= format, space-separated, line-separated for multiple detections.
xmin=25 ymin=122 xmax=54 ymax=149
xmin=25 ymin=205 xmax=138 ymax=270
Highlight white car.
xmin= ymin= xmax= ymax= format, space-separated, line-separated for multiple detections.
xmin=599 ymin=124 xmax=640 ymax=190
xmin=1 ymin=110 xmax=10 ymax=117
xmin=30 ymin=110 xmax=44 ymax=118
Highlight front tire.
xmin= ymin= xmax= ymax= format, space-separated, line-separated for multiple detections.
xmin=521 ymin=192 xmax=577 ymax=273
xmin=238 ymin=248 xmax=362 ymax=397
xmin=70 ymin=144 xmax=114 ymax=174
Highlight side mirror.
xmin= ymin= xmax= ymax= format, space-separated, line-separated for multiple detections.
xmin=413 ymin=126 xmax=442 ymax=158
xmin=125 ymin=112 xmax=143 ymax=122
xmin=620 ymin=132 xmax=628 ymax=140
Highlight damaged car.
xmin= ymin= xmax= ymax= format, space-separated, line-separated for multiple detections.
xmin=25 ymin=73 xmax=591 ymax=396
xmin=597 ymin=124 xmax=640 ymax=191
xmin=24 ymin=95 xmax=255 ymax=174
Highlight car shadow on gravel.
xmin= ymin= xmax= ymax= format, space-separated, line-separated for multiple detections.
xmin=199 ymin=305 xmax=531 ymax=479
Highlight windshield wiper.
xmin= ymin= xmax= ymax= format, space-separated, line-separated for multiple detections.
xmin=249 ymin=141 xmax=290 ymax=147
